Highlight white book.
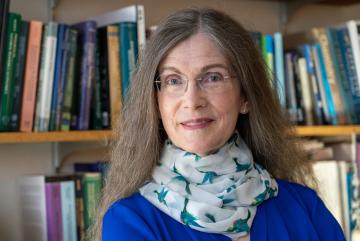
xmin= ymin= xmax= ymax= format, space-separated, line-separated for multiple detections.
xmin=338 ymin=161 xmax=351 ymax=241
xmin=19 ymin=176 xmax=47 ymax=241
xmin=298 ymin=57 xmax=314 ymax=125
xmin=34 ymin=22 xmax=58 ymax=132
xmin=61 ymin=180 xmax=77 ymax=241
xmin=312 ymin=161 xmax=344 ymax=230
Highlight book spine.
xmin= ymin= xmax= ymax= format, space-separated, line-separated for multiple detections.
xmin=107 ymin=25 xmax=122 ymax=130
xmin=19 ymin=176 xmax=47 ymax=241
xmin=339 ymin=27 xmax=360 ymax=124
xmin=45 ymin=182 xmax=63 ymax=241
xmin=73 ymin=21 xmax=97 ymax=130
xmin=74 ymin=174 xmax=85 ymax=241
xmin=10 ymin=20 xmax=29 ymax=131
xmin=119 ymin=22 xmax=138 ymax=100
xmin=285 ymin=52 xmax=297 ymax=123
xmin=91 ymin=33 xmax=103 ymax=130
xmin=60 ymin=180 xmax=77 ymax=241
xmin=312 ymin=44 xmax=331 ymax=124
xmin=82 ymin=173 xmax=102 ymax=231
xmin=313 ymin=27 xmax=346 ymax=124
xmin=97 ymin=27 xmax=110 ymax=129
xmin=61 ymin=28 xmax=78 ymax=131
xmin=56 ymin=26 xmax=70 ymax=130
xmin=49 ymin=24 xmax=66 ymax=131
xmin=0 ymin=0 xmax=10 ymax=93
xmin=34 ymin=22 xmax=58 ymax=132
xmin=20 ymin=21 xmax=43 ymax=132
xmin=274 ymin=32 xmax=285 ymax=108
xmin=136 ymin=5 xmax=146 ymax=59
xmin=302 ymin=44 xmax=324 ymax=125
xmin=327 ymin=28 xmax=353 ymax=124
xmin=298 ymin=57 xmax=314 ymax=125
xmin=0 ymin=13 xmax=21 ymax=131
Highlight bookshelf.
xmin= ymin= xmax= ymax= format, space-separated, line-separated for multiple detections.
xmin=0 ymin=130 xmax=113 ymax=143
xmin=0 ymin=126 xmax=358 ymax=144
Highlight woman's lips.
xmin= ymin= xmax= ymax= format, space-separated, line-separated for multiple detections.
xmin=180 ymin=118 xmax=214 ymax=130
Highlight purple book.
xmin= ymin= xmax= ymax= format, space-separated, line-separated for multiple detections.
xmin=73 ymin=21 xmax=97 ymax=130
xmin=45 ymin=182 xmax=63 ymax=241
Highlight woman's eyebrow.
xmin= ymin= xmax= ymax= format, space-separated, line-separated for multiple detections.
xmin=160 ymin=64 xmax=229 ymax=74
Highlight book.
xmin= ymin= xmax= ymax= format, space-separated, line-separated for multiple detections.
xmin=82 ymin=172 xmax=102 ymax=231
xmin=45 ymin=180 xmax=63 ymax=241
xmin=49 ymin=24 xmax=67 ymax=131
xmin=60 ymin=180 xmax=77 ymax=241
xmin=19 ymin=21 xmax=43 ymax=132
xmin=72 ymin=21 xmax=97 ymax=130
xmin=297 ymin=57 xmax=314 ymax=125
xmin=19 ymin=176 xmax=48 ymax=241
xmin=119 ymin=22 xmax=138 ymax=100
xmin=106 ymin=25 xmax=122 ymax=130
xmin=274 ymin=32 xmax=285 ymax=108
xmin=0 ymin=12 xmax=21 ymax=131
xmin=96 ymin=26 xmax=111 ymax=129
xmin=0 ymin=0 xmax=10 ymax=92
xmin=10 ymin=20 xmax=29 ymax=131
xmin=34 ymin=22 xmax=59 ymax=132
xmin=60 ymin=28 xmax=78 ymax=131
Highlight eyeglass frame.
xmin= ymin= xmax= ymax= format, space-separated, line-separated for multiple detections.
xmin=154 ymin=71 xmax=238 ymax=96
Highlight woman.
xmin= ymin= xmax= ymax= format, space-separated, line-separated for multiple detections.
xmin=92 ymin=8 xmax=345 ymax=241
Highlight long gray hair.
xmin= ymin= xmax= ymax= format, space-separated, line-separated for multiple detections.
xmin=90 ymin=8 xmax=313 ymax=241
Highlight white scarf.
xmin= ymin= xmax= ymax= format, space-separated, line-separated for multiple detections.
xmin=139 ymin=132 xmax=278 ymax=240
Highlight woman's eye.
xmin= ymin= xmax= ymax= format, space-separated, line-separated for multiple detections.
xmin=203 ymin=72 xmax=224 ymax=83
xmin=164 ymin=76 xmax=183 ymax=86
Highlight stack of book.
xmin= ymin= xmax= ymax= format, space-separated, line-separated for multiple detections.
xmin=19 ymin=162 xmax=108 ymax=241
xmin=0 ymin=1 xmax=145 ymax=132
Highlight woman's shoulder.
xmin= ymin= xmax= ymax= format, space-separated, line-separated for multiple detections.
xmin=252 ymin=179 xmax=345 ymax=241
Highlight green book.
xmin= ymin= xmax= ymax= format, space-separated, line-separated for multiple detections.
xmin=82 ymin=172 xmax=102 ymax=231
xmin=61 ymin=28 xmax=78 ymax=131
xmin=0 ymin=12 xmax=21 ymax=131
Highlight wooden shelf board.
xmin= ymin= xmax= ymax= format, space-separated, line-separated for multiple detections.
xmin=0 ymin=130 xmax=114 ymax=143
xmin=295 ymin=125 xmax=360 ymax=136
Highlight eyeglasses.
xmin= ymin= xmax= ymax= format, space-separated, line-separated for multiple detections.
xmin=154 ymin=71 xmax=236 ymax=97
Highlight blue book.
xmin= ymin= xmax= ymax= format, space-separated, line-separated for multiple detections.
xmin=119 ymin=22 xmax=138 ymax=100
xmin=314 ymin=43 xmax=337 ymax=125
xmin=337 ymin=27 xmax=360 ymax=124
xmin=327 ymin=28 xmax=353 ymax=124
xmin=73 ymin=21 xmax=97 ymax=130
xmin=301 ymin=44 xmax=324 ymax=125
xmin=49 ymin=24 xmax=66 ymax=131
xmin=274 ymin=32 xmax=285 ymax=109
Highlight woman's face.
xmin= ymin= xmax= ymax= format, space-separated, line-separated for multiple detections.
xmin=157 ymin=33 xmax=247 ymax=156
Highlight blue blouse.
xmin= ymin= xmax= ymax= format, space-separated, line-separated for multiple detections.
xmin=102 ymin=179 xmax=346 ymax=241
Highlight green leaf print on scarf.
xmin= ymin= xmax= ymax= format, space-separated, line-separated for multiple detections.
xmin=181 ymin=198 xmax=204 ymax=228
xmin=154 ymin=187 xmax=168 ymax=206
xmin=218 ymin=195 xmax=236 ymax=205
xmin=172 ymin=165 xmax=191 ymax=194
xmin=197 ymin=169 xmax=218 ymax=184
xmin=226 ymin=210 xmax=251 ymax=233
xmin=205 ymin=213 xmax=216 ymax=223
xmin=184 ymin=152 xmax=202 ymax=161
xmin=233 ymin=157 xmax=252 ymax=172
xmin=252 ymin=180 xmax=278 ymax=205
